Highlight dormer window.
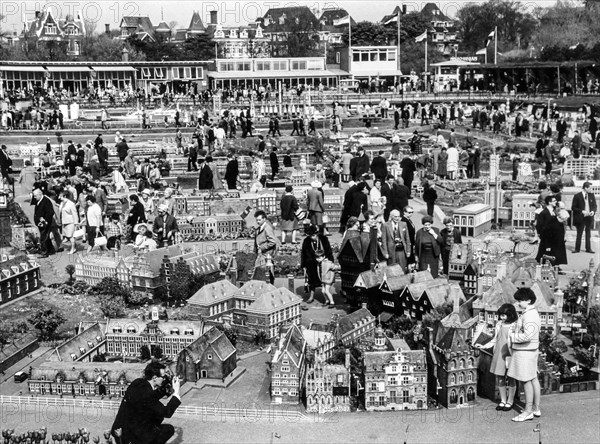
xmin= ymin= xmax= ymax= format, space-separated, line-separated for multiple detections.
xmin=184 ymin=328 xmax=194 ymax=336
xmin=240 ymin=29 xmax=248 ymax=38
xmin=45 ymin=24 xmax=57 ymax=35
xmin=229 ymin=29 xmax=237 ymax=38
xmin=279 ymin=14 xmax=286 ymax=25
xmin=126 ymin=327 xmax=136 ymax=334
xmin=79 ymin=347 xmax=86 ymax=354
xmin=170 ymin=328 xmax=180 ymax=335
xmin=70 ymin=353 xmax=77 ymax=360
xmin=112 ymin=327 xmax=122 ymax=333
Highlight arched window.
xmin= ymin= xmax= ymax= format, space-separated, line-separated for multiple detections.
xmin=449 ymin=360 xmax=456 ymax=370
xmin=450 ymin=389 xmax=457 ymax=404
xmin=468 ymin=371 xmax=474 ymax=382
xmin=450 ymin=373 xmax=456 ymax=384
xmin=459 ymin=359 xmax=465 ymax=369
xmin=468 ymin=357 xmax=475 ymax=367
xmin=458 ymin=372 xmax=464 ymax=384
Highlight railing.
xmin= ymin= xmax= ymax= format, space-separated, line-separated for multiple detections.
xmin=0 ymin=395 xmax=309 ymax=420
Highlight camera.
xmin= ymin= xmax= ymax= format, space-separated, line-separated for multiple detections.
xmin=156 ymin=373 xmax=174 ymax=397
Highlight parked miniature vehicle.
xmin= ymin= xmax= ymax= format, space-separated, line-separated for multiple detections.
xmin=14 ymin=371 xmax=28 ymax=383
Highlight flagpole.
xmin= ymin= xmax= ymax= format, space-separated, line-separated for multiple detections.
xmin=397 ymin=9 xmax=401 ymax=75
xmin=425 ymin=31 xmax=428 ymax=85
xmin=494 ymin=26 xmax=498 ymax=65
xmin=349 ymin=19 xmax=352 ymax=76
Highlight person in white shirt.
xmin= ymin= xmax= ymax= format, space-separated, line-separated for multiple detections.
xmin=59 ymin=190 xmax=79 ymax=254
xmin=369 ymin=179 xmax=386 ymax=216
xmin=85 ymin=195 xmax=104 ymax=253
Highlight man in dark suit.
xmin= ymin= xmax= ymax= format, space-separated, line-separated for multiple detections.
xmin=401 ymin=205 xmax=417 ymax=264
xmin=152 ymin=204 xmax=179 ymax=247
xmin=197 ymin=157 xmax=213 ymax=190
xmin=380 ymin=209 xmax=411 ymax=272
xmin=571 ymin=181 xmax=597 ymax=253
xmin=0 ymin=144 xmax=13 ymax=182
xmin=32 ymin=188 xmax=57 ymax=257
xmin=112 ymin=362 xmax=181 ymax=444
xmin=400 ymin=154 xmax=416 ymax=197
xmin=536 ymin=195 xmax=557 ymax=262
xmin=396 ymin=178 xmax=411 ymax=213
xmin=224 ymin=153 xmax=239 ymax=190
xmin=350 ymin=148 xmax=370 ymax=181
xmin=370 ymin=151 xmax=388 ymax=183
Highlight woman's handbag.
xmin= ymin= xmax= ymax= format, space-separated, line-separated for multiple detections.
xmin=322 ymin=214 xmax=330 ymax=224
xmin=73 ymin=227 xmax=85 ymax=240
xmin=295 ymin=209 xmax=307 ymax=221
xmin=95 ymin=230 xmax=108 ymax=247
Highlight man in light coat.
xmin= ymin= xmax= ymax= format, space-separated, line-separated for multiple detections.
xmin=380 ymin=209 xmax=411 ymax=272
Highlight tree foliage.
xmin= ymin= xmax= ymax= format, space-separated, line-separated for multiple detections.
xmin=28 ymin=307 xmax=66 ymax=340
xmin=456 ymin=0 xmax=537 ymax=53
xmin=140 ymin=345 xmax=151 ymax=360
xmin=98 ymin=293 xmax=126 ymax=318
xmin=168 ymin=261 xmax=193 ymax=303
xmin=343 ymin=21 xmax=396 ymax=46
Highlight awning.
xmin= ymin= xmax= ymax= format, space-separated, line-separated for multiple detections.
xmin=208 ymin=70 xmax=342 ymax=79
xmin=45 ymin=66 xmax=92 ymax=72
xmin=92 ymin=66 xmax=136 ymax=72
xmin=0 ymin=65 xmax=46 ymax=72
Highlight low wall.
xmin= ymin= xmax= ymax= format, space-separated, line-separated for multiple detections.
xmin=0 ymin=335 xmax=39 ymax=373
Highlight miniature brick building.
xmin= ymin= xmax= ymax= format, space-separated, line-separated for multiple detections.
xmin=363 ymin=327 xmax=428 ymax=411
xmin=397 ymin=279 xmax=465 ymax=321
xmin=28 ymin=362 xmax=147 ymax=397
xmin=333 ymin=305 xmax=376 ymax=347
xmin=271 ymin=324 xmax=306 ymax=404
xmin=0 ymin=255 xmax=41 ymax=306
xmin=188 ymin=279 xmax=302 ymax=339
xmin=305 ymin=348 xmax=351 ymax=413
xmin=105 ymin=318 xmax=204 ymax=360
xmin=452 ymin=203 xmax=493 ymax=237
xmin=176 ymin=326 xmax=237 ymax=382
xmin=511 ymin=194 xmax=538 ymax=229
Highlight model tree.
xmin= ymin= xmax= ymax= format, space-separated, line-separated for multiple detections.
xmin=140 ymin=345 xmax=151 ymax=360
xmin=65 ymin=265 xmax=76 ymax=284
xmin=168 ymin=261 xmax=193 ymax=304
xmin=28 ymin=307 xmax=66 ymax=340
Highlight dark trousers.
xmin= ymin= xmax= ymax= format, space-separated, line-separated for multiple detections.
xmin=426 ymin=202 xmax=435 ymax=217
xmin=226 ymin=178 xmax=237 ymax=190
xmin=188 ymin=155 xmax=198 ymax=171
xmin=545 ymin=161 xmax=552 ymax=175
xmin=115 ymin=423 xmax=175 ymax=444
xmin=575 ymin=217 xmax=594 ymax=252
xmin=442 ymin=250 xmax=450 ymax=275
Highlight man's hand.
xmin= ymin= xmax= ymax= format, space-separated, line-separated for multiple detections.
xmin=172 ymin=376 xmax=181 ymax=398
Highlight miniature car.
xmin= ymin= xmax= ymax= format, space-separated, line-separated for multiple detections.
xmin=14 ymin=371 xmax=28 ymax=383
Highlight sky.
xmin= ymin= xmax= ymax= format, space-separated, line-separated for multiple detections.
xmin=0 ymin=0 xmax=567 ymax=33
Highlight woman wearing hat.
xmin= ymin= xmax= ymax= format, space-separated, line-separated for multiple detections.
xmin=127 ymin=194 xmax=146 ymax=242
xmin=300 ymin=224 xmax=333 ymax=304
xmin=140 ymin=189 xmax=155 ymax=221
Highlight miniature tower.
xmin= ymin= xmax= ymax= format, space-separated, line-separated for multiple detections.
xmin=229 ymin=258 xmax=238 ymax=286
xmin=373 ymin=325 xmax=386 ymax=352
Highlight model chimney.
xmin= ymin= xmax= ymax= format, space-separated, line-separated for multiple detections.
xmin=210 ymin=10 xmax=218 ymax=25
xmin=230 ymin=258 xmax=238 ymax=286
xmin=287 ymin=274 xmax=295 ymax=293
xmin=121 ymin=46 xmax=129 ymax=62
xmin=105 ymin=24 xmax=110 ymax=34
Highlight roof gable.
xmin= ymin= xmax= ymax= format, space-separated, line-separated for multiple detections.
xmin=336 ymin=307 xmax=374 ymax=337
xmin=188 ymin=11 xmax=206 ymax=32
xmin=273 ymin=324 xmax=306 ymax=367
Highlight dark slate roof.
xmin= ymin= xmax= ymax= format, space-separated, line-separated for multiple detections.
xmin=436 ymin=327 xmax=469 ymax=353
xmin=441 ymin=297 xmax=477 ymax=329
xmin=155 ymin=21 xmax=171 ymax=32
xmin=122 ymin=16 xmax=154 ymax=32
xmin=31 ymin=362 xmax=146 ymax=384
xmin=354 ymin=264 xmax=404 ymax=289
xmin=274 ymin=324 xmax=306 ymax=367
xmin=183 ymin=326 xmax=236 ymax=362
xmin=336 ymin=307 xmax=374 ymax=337
xmin=421 ymin=2 xmax=451 ymax=22
xmin=49 ymin=322 xmax=105 ymax=362
xmin=474 ymin=278 xmax=517 ymax=310
xmin=188 ymin=11 xmax=205 ymax=32
xmin=261 ymin=6 xmax=319 ymax=32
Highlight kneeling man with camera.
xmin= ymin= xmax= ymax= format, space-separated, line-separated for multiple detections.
xmin=112 ymin=362 xmax=181 ymax=444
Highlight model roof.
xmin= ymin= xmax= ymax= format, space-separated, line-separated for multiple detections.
xmin=247 ymin=287 xmax=302 ymax=313
xmin=404 ymin=279 xmax=464 ymax=308
xmin=381 ymin=270 xmax=433 ymax=292
xmin=273 ymin=324 xmax=306 ymax=367
xmin=436 ymin=327 xmax=470 ymax=353
xmin=187 ymin=279 xmax=239 ymax=305
xmin=336 ymin=307 xmax=374 ymax=337
xmin=48 ymin=322 xmax=105 ymax=362
xmin=354 ymin=264 xmax=404 ymax=289
xmin=105 ymin=318 xmax=203 ymax=338
xmin=449 ymin=243 xmax=472 ymax=266
xmin=261 ymin=6 xmax=319 ymax=32
xmin=31 ymin=362 xmax=146 ymax=384
xmin=181 ymin=326 xmax=236 ymax=362
xmin=474 ymin=277 xmax=518 ymax=309
xmin=187 ymin=11 xmax=205 ymax=32
xmin=453 ymin=203 xmax=491 ymax=214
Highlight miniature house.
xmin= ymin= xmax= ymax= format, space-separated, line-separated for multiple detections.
xmin=452 ymin=203 xmax=492 ymax=237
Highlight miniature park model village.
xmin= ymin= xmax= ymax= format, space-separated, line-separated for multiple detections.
xmin=1 ymin=103 xmax=600 ymax=423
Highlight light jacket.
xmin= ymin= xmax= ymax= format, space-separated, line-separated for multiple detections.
xmin=510 ymin=305 xmax=541 ymax=351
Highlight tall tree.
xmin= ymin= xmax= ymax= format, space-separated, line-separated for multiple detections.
xmin=168 ymin=261 xmax=192 ymax=303
xmin=28 ymin=307 xmax=66 ymax=340
xmin=342 ymin=21 xmax=396 ymax=46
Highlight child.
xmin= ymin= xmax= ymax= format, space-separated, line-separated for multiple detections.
xmin=106 ymin=213 xmax=123 ymax=250
xmin=475 ymin=303 xmax=518 ymax=412
xmin=316 ymin=250 xmax=340 ymax=307
xmin=508 ymin=287 xmax=542 ymax=422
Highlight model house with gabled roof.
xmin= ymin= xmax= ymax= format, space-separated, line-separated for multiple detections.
xmin=176 ymin=326 xmax=236 ymax=382
xmin=353 ymin=264 xmax=404 ymax=314
xmin=419 ymin=2 xmax=460 ymax=55
xmin=271 ymin=324 xmax=306 ymax=404
xmin=48 ymin=322 xmax=106 ymax=362
xmin=28 ymin=362 xmax=146 ymax=398
xmin=259 ymin=6 xmax=320 ymax=56
xmin=0 ymin=255 xmax=41 ymax=306
xmin=104 ymin=318 xmax=204 ymax=359
xmin=363 ymin=329 xmax=428 ymax=411
xmin=305 ymin=346 xmax=351 ymax=413
xmin=333 ymin=305 xmax=376 ymax=347
xmin=462 ymin=260 xmax=479 ymax=296
xmin=448 ymin=241 xmax=474 ymax=281
xmin=398 ymin=279 xmax=465 ymax=321
xmin=188 ymin=279 xmax=302 ymax=339
xmin=301 ymin=326 xmax=335 ymax=361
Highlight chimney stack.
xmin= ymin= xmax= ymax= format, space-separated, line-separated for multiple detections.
xmin=121 ymin=47 xmax=129 ymax=62
xmin=287 ymin=274 xmax=295 ymax=293
xmin=210 ymin=11 xmax=218 ymax=25
xmin=230 ymin=258 xmax=238 ymax=286
xmin=105 ymin=24 xmax=110 ymax=34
